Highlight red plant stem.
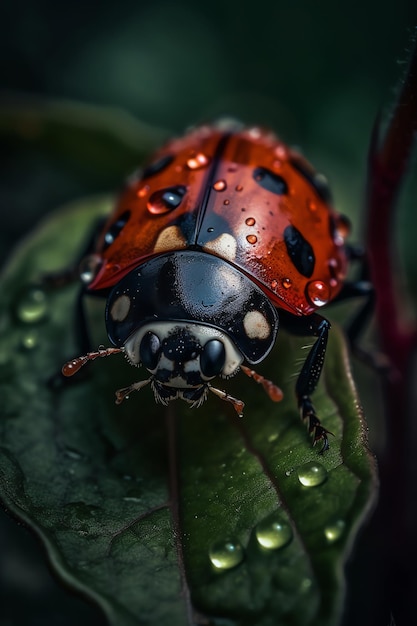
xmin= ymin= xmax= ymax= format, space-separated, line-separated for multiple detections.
xmin=366 ymin=35 xmax=417 ymax=375
xmin=364 ymin=33 xmax=417 ymax=624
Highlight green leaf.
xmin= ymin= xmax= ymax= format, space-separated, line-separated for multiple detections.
xmin=0 ymin=95 xmax=168 ymax=182
xmin=0 ymin=197 xmax=377 ymax=626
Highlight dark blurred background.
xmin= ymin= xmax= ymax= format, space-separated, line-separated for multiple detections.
xmin=1 ymin=1 xmax=416 ymax=624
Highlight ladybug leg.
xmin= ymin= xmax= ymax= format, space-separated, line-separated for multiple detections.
xmin=333 ymin=279 xmax=390 ymax=372
xmin=296 ymin=316 xmax=332 ymax=452
xmin=281 ymin=312 xmax=331 ymax=452
xmin=42 ymin=217 xmax=108 ymax=387
xmin=41 ymin=216 xmax=107 ymax=289
xmin=334 ymin=280 xmax=374 ymax=341
xmin=335 ymin=244 xmax=389 ymax=370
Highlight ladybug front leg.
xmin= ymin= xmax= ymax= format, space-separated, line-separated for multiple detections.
xmin=281 ymin=312 xmax=331 ymax=452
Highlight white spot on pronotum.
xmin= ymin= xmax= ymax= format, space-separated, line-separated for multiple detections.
xmin=153 ymin=226 xmax=187 ymax=252
xmin=204 ymin=234 xmax=237 ymax=261
xmin=110 ymin=294 xmax=131 ymax=321
xmin=243 ymin=310 xmax=270 ymax=339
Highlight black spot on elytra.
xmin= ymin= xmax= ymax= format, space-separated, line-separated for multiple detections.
xmin=253 ymin=167 xmax=288 ymax=195
xmin=142 ymin=154 xmax=174 ymax=179
xmin=103 ymin=210 xmax=131 ymax=250
xmin=284 ymin=224 xmax=315 ymax=277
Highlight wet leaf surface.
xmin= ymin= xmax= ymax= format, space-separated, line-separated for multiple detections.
xmin=0 ymin=198 xmax=377 ymax=625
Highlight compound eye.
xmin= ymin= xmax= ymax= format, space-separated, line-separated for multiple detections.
xmin=200 ymin=339 xmax=226 ymax=378
xmin=139 ymin=332 xmax=161 ymax=370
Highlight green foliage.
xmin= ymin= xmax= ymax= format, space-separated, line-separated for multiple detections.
xmin=0 ymin=97 xmax=168 ymax=184
xmin=0 ymin=197 xmax=377 ymax=625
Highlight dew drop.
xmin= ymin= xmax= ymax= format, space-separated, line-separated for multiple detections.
xmin=245 ymin=217 xmax=256 ymax=226
xmin=16 ymin=287 xmax=48 ymax=324
xmin=335 ymin=214 xmax=351 ymax=239
xmin=246 ymin=234 xmax=257 ymax=245
xmin=328 ymin=258 xmax=340 ymax=288
xmin=328 ymin=257 xmax=338 ymax=272
xmin=79 ymin=254 xmax=102 ymax=284
xmin=248 ymin=126 xmax=262 ymax=139
xmin=186 ymin=153 xmax=210 ymax=170
xmin=64 ymin=447 xmax=84 ymax=461
xmin=297 ymin=461 xmax=327 ymax=487
xmin=324 ymin=519 xmax=345 ymax=542
xmin=223 ymin=199 xmax=230 ymax=205
xmin=147 ymin=185 xmax=186 ymax=214
xmin=300 ymin=577 xmax=313 ymax=592
xmin=271 ymin=279 xmax=278 ymax=289
xmin=275 ymin=145 xmax=288 ymax=160
xmin=255 ymin=515 xmax=293 ymax=550
xmin=209 ymin=540 xmax=244 ymax=570
xmin=123 ymin=487 xmax=143 ymax=503
xmin=137 ymin=185 xmax=149 ymax=198
xmin=213 ymin=179 xmax=227 ymax=191
xmin=20 ymin=331 xmax=38 ymax=350
xmin=235 ymin=184 xmax=243 ymax=192
xmin=282 ymin=277 xmax=292 ymax=289
xmin=306 ymin=280 xmax=330 ymax=307
xmin=207 ymin=227 xmax=214 ymax=233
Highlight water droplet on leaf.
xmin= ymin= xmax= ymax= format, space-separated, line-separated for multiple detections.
xmin=20 ymin=331 xmax=38 ymax=350
xmin=324 ymin=519 xmax=345 ymax=542
xmin=16 ymin=287 xmax=48 ymax=323
xmin=255 ymin=515 xmax=293 ymax=549
xmin=297 ymin=461 xmax=327 ymax=487
xmin=64 ymin=447 xmax=84 ymax=461
xmin=209 ymin=539 xmax=244 ymax=570
xmin=123 ymin=487 xmax=143 ymax=503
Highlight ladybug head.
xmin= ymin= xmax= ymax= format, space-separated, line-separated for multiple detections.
xmin=62 ymin=251 xmax=281 ymax=415
xmin=121 ymin=321 xmax=243 ymax=408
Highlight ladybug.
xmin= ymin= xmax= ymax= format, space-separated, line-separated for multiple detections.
xmin=63 ymin=122 xmax=357 ymax=452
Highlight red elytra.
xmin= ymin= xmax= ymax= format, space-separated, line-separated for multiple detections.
xmin=89 ymin=125 xmax=349 ymax=317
